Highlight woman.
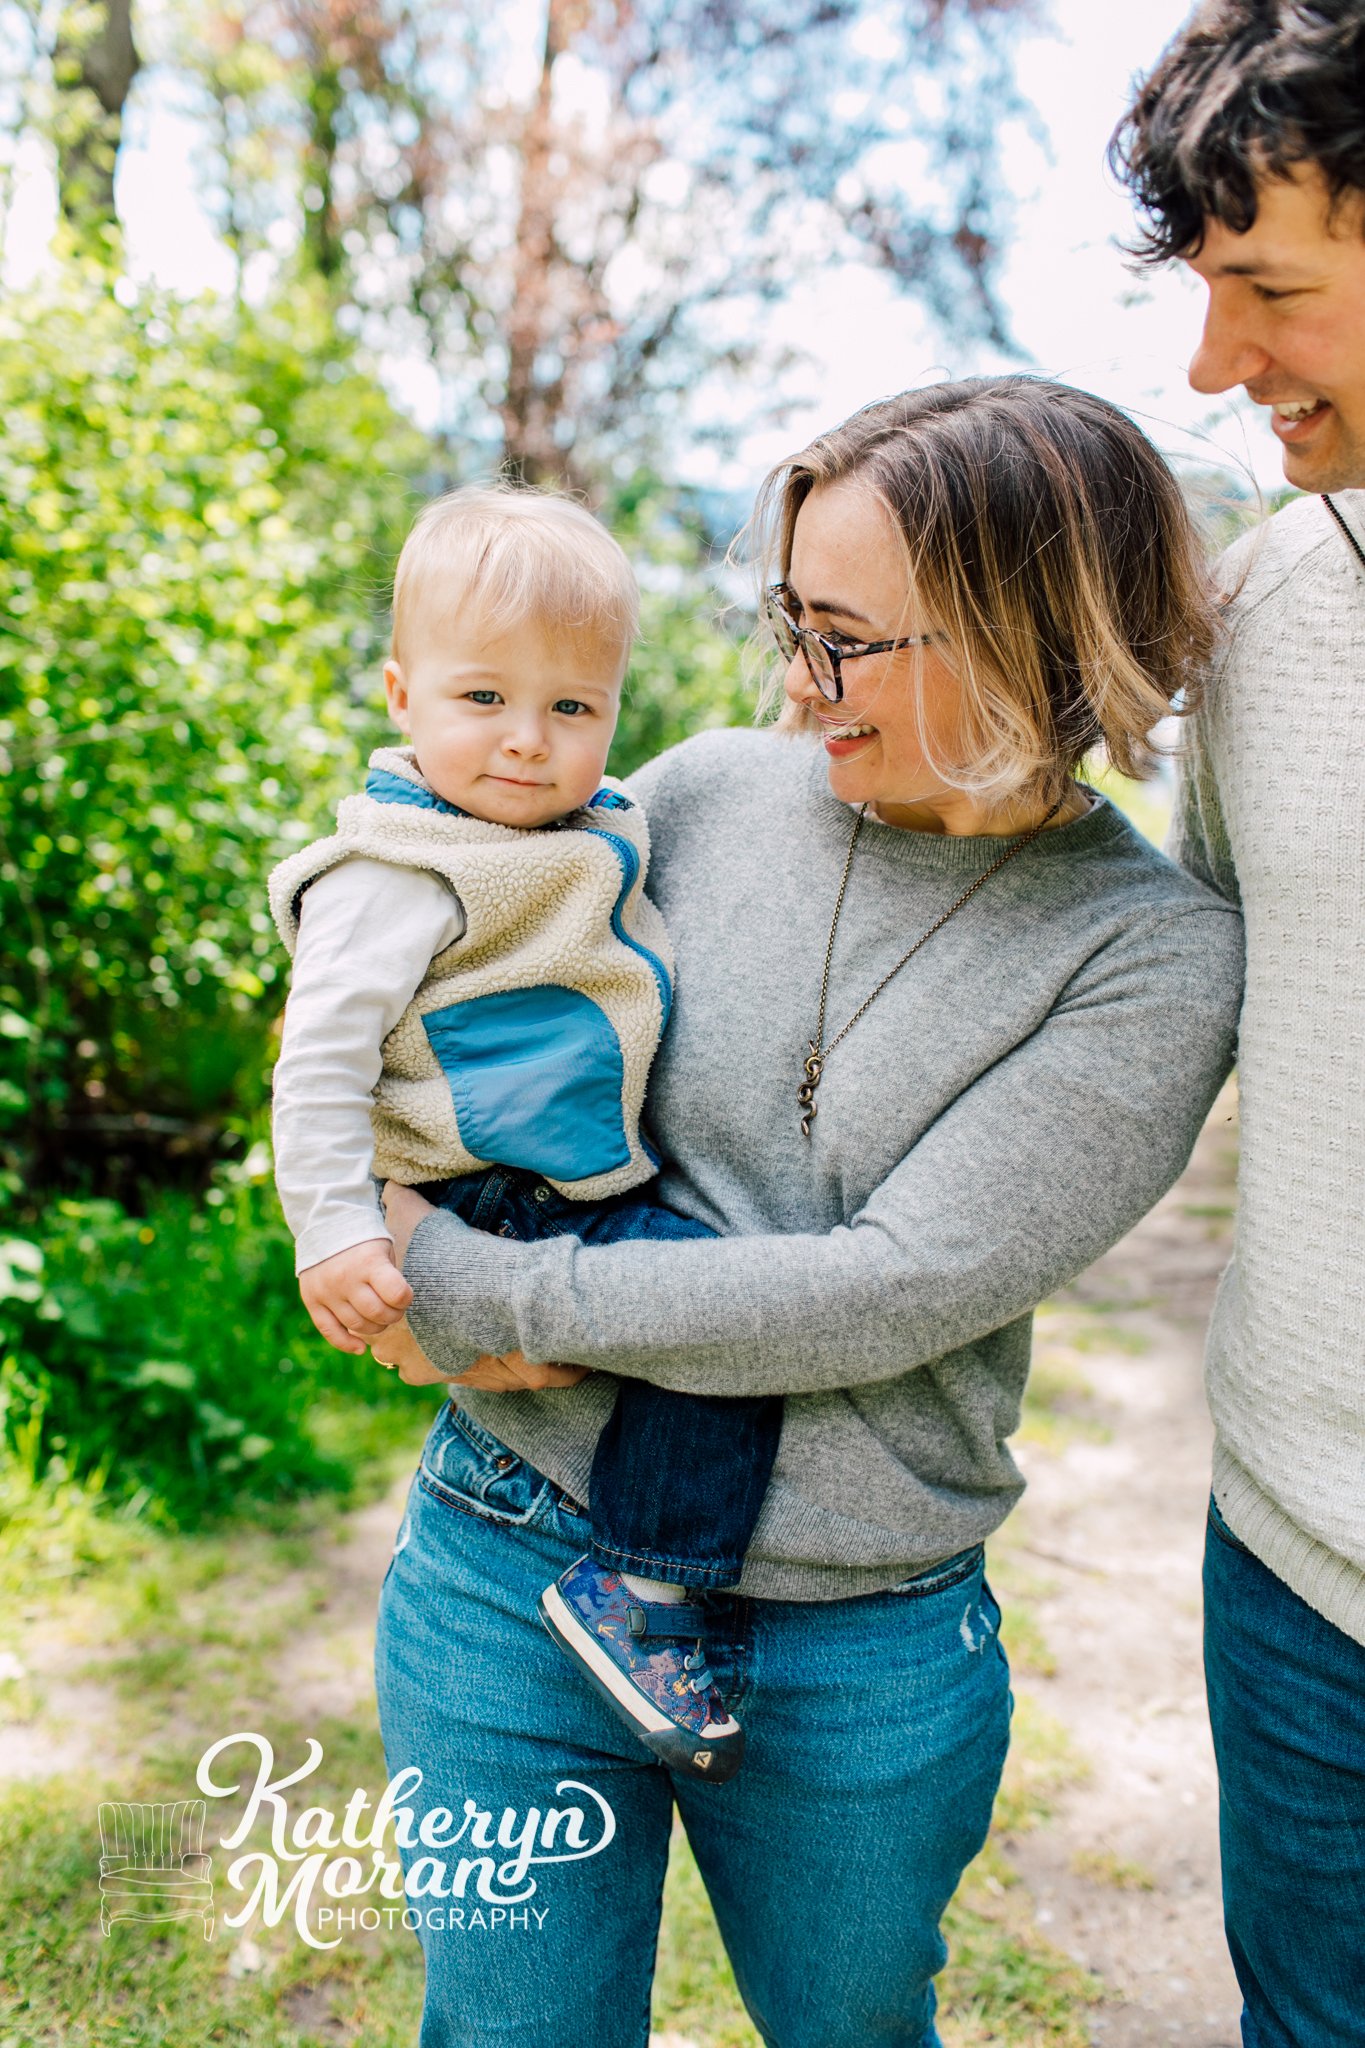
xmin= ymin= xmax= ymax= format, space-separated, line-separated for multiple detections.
xmin=369 ymin=377 xmax=1243 ymax=2047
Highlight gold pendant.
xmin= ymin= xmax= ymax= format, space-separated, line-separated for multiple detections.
xmin=797 ymin=1043 xmax=824 ymax=1138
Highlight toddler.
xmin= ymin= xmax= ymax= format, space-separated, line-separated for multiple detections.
xmin=269 ymin=486 xmax=779 ymax=1783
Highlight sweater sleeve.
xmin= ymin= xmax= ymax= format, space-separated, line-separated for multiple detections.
xmin=272 ymin=858 xmax=464 ymax=1273
xmin=1166 ymin=708 xmax=1240 ymax=908
xmin=403 ymin=900 xmax=1244 ymax=1393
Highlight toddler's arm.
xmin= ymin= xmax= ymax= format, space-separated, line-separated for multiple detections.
xmin=272 ymin=857 xmax=463 ymax=1348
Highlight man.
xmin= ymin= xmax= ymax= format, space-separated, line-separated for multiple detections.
xmin=1111 ymin=5 xmax=1365 ymax=2043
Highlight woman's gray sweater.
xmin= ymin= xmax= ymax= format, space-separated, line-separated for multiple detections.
xmin=404 ymin=729 xmax=1244 ymax=1600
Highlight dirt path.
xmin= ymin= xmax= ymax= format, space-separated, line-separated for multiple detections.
xmin=1004 ymin=1089 xmax=1243 ymax=2045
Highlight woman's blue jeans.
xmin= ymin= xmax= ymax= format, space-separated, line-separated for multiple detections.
xmin=373 ymin=1399 xmax=1013 ymax=2048
xmin=1204 ymin=1496 xmax=1365 ymax=2046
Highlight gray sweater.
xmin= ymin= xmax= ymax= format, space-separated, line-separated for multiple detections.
xmin=1170 ymin=490 xmax=1365 ymax=1646
xmin=405 ymin=728 xmax=1244 ymax=1600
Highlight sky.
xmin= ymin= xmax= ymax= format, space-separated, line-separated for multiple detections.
xmin=1 ymin=0 xmax=1289 ymax=504
xmin=726 ymin=0 xmax=1283 ymax=498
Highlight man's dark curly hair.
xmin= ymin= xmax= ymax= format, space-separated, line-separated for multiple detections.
xmin=1110 ymin=0 xmax=1365 ymax=264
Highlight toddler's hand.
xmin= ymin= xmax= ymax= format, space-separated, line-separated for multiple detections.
xmin=299 ymin=1239 xmax=414 ymax=1355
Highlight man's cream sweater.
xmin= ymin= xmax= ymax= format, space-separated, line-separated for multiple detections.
xmin=1170 ymin=489 xmax=1365 ymax=1645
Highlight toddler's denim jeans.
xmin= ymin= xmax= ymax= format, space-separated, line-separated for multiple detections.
xmin=426 ymin=1166 xmax=782 ymax=1588
xmin=374 ymin=1399 xmax=1013 ymax=2047
xmin=1204 ymin=1494 xmax=1365 ymax=2045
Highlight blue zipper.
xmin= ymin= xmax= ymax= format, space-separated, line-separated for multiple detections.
xmin=582 ymin=826 xmax=672 ymax=1031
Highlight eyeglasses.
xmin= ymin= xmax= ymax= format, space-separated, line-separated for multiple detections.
xmin=764 ymin=583 xmax=935 ymax=705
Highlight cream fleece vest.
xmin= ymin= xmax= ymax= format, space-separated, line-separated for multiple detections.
xmin=268 ymin=746 xmax=672 ymax=1201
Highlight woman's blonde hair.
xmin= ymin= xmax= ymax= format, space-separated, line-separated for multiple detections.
xmin=391 ymin=483 xmax=639 ymax=671
xmin=746 ymin=376 xmax=1222 ymax=806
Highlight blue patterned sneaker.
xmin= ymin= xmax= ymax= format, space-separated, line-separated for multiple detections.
xmin=538 ymin=1556 xmax=744 ymax=1783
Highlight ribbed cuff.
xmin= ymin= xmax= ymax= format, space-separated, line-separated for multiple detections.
xmin=294 ymin=1209 xmax=392 ymax=1277
xmin=404 ymin=1209 xmax=521 ymax=1377
xmin=1213 ymin=1439 xmax=1365 ymax=1648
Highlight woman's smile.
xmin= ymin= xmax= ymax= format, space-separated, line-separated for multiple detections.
xmin=816 ymin=715 xmax=879 ymax=758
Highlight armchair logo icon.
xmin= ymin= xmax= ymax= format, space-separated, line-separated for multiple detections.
xmin=98 ymin=1800 xmax=215 ymax=1940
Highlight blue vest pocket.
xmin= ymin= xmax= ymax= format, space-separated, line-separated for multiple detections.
xmin=423 ymin=986 xmax=632 ymax=1181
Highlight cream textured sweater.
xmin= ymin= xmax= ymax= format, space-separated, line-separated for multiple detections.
xmin=268 ymin=747 xmax=673 ymax=1239
xmin=1170 ymin=489 xmax=1365 ymax=1645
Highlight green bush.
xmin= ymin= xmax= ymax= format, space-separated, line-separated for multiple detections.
xmin=0 ymin=1163 xmax=419 ymax=1527
xmin=0 ymin=259 xmax=428 ymax=1176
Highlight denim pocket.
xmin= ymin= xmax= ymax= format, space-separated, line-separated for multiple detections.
xmin=884 ymin=1543 xmax=986 ymax=1600
xmin=416 ymin=1400 xmax=550 ymax=1528
xmin=1207 ymin=1492 xmax=1253 ymax=1558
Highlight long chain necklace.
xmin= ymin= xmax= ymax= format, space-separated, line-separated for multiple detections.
xmin=797 ymin=797 xmax=1063 ymax=1136
xmin=1323 ymin=494 xmax=1365 ymax=574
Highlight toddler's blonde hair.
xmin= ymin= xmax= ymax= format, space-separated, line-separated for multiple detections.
xmin=391 ymin=483 xmax=639 ymax=672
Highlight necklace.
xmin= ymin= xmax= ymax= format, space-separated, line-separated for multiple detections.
xmin=797 ymin=796 xmax=1064 ymax=1136
xmin=1323 ymin=494 xmax=1365 ymax=574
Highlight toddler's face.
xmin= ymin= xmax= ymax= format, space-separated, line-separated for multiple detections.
xmin=384 ymin=599 xmax=625 ymax=828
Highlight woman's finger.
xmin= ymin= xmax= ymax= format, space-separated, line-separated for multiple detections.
xmin=499 ymin=1350 xmax=589 ymax=1388
xmin=449 ymin=1356 xmax=528 ymax=1389
xmin=397 ymin=1353 xmax=449 ymax=1386
xmin=512 ymin=1359 xmax=590 ymax=1387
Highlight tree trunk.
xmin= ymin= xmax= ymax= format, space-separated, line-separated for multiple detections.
xmin=499 ymin=0 xmax=579 ymax=485
xmin=302 ymin=57 xmax=344 ymax=281
xmin=53 ymin=0 xmax=141 ymax=237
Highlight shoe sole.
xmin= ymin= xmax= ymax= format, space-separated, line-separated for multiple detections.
xmin=537 ymin=1583 xmax=745 ymax=1785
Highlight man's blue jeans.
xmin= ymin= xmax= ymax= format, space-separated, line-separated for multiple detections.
xmin=430 ymin=1166 xmax=782 ymax=1587
xmin=374 ymin=1400 xmax=1013 ymax=2048
xmin=1204 ymin=1495 xmax=1365 ymax=2046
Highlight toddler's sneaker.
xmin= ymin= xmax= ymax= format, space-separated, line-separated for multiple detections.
xmin=538 ymin=1555 xmax=744 ymax=1783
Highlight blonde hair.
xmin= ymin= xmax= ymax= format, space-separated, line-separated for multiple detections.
xmin=391 ymin=483 xmax=639 ymax=672
xmin=746 ymin=377 xmax=1223 ymax=806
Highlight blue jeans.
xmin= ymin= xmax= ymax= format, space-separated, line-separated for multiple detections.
xmin=1204 ymin=1495 xmax=1365 ymax=2046
xmin=429 ymin=1167 xmax=782 ymax=1587
xmin=374 ymin=1401 xmax=1013 ymax=2048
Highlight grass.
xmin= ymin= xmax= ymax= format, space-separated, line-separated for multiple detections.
xmin=0 ymin=1248 xmax=1156 ymax=2047
xmin=1070 ymin=1847 xmax=1156 ymax=1893
xmin=0 ymin=1462 xmax=1103 ymax=2048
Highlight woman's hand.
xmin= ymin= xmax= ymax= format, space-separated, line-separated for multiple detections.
xmin=449 ymin=1349 xmax=591 ymax=1391
xmin=369 ymin=1316 xmax=450 ymax=1385
xmin=369 ymin=1184 xmax=592 ymax=1389
xmin=370 ymin=1316 xmax=590 ymax=1389
xmin=380 ymin=1180 xmax=437 ymax=1267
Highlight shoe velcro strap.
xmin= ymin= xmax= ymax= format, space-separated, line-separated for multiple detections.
xmin=624 ymin=1602 xmax=707 ymax=1639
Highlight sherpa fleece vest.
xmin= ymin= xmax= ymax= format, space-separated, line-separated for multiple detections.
xmin=268 ymin=746 xmax=672 ymax=1202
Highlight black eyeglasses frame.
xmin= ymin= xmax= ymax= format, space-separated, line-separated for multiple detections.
xmin=764 ymin=583 xmax=935 ymax=705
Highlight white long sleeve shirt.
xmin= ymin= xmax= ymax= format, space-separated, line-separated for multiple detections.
xmin=271 ymin=858 xmax=464 ymax=1272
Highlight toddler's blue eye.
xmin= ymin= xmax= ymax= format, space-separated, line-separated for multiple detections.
xmin=465 ymin=689 xmax=501 ymax=704
xmin=553 ymin=699 xmax=590 ymax=716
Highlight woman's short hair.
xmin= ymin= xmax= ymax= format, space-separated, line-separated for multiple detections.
xmin=747 ymin=376 xmax=1221 ymax=806
xmin=1109 ymin=0 xmax=1365 ymax=265
xmin=391 ymin=483 xmax=639 ymax=672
